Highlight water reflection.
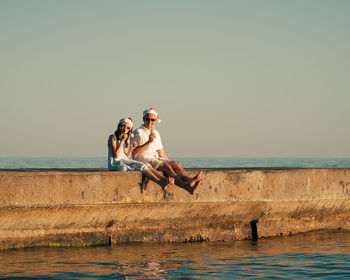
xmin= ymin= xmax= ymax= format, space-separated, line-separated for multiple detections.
xmin=1 ymin=230 xmax=350 ymax=279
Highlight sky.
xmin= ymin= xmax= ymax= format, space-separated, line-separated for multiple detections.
xmin=1 ymin=0 xmax=349 ymax=158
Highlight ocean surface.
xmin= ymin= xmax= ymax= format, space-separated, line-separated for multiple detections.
xmin=1 ymin=230 xmax=350 ymax=279
xmin=1 ymin=157 xmax=350 ymax=169
xmin=1 ymin=157 xmax=350 ymax=279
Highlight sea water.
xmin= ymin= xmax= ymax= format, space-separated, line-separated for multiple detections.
xmin=1 ymin=157 xmax=350 ymax=169
xmin=1 ymin=158 xmax=350 ymax=279
xmin=1 ymin=230 xmax=350 ymax=279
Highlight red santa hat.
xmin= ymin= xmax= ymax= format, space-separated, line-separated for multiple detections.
xmin=143 ymin=107 xmax=161 ymax=123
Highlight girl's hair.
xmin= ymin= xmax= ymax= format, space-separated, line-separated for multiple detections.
xmin=114 ymin=123 xmax=130 ymax=148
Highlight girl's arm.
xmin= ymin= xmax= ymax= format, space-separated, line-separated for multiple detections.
xmin=126 ymin=140 xmax=137 ymax=158
xmin=109 ymin=135 xmax=125 ymax=158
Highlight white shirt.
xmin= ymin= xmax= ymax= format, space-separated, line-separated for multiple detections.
xmin=131 ymin=125 xmax=163 ymax=163
xmin=107 ymin=135 xmax=128 ymax=170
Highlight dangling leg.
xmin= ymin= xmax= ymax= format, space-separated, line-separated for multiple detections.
xmin=143 ymin=167 xmax=174 ymax=190
xmin=168 ymin=161 xmax=203 ymax=187
xmin=189 ymin=180 xmax=200 ymax=195
xmin=158 ymin=163 xmax=195 ymax=193
xmin=140 ymin=173 xmax=150 ymax=191
xmin=127 ymin=159 xmax=174 ymax=191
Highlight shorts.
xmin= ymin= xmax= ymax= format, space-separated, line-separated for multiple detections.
xmin=109 ymin=159 xmax=151 ymax=173
xmin=149 ymin=158 xmax=172 ymax=169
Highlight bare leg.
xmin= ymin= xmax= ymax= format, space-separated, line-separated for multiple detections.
xmin=189 ymin=180 xmax=201 ymax=195
xmin=150 ymin=167 xmax=175 ymax=186
xmin=144 ymin=168 xmax=174 ymax=190
xmin=192 ymin=171 xmax=203 ymax=184
xmin=169 ymin=161 xmax=203 ymax=187
xmin=158 ymin=163 xmax=194 ymax=193
xmin=147 ymin=166 xmax=167 ymax=180
xmin=168 ymin=161 xmax=190 ymax=180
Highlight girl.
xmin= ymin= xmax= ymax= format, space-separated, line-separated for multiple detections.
xmin=108 ymin=117 xmax=174 ymax=190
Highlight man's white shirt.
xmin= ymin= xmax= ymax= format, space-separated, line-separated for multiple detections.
xmin=131 ymin=125 xmax=163 ymax=163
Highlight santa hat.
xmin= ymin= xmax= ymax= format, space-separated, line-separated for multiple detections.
xmin=118 ymin=117 xmax=134 ymax=136
xmin=143 ymin=107 xmax=161 ymax=123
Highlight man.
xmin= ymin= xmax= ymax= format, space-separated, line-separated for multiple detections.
xmin=131 ymin=108 xmax=202 ymax=194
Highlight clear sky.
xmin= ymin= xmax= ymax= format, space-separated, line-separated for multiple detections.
xmin=1 ymin=0 xmax=349 ymax=158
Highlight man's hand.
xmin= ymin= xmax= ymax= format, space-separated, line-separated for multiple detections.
xmin=148 ymin=131 xmax=156 ymax=143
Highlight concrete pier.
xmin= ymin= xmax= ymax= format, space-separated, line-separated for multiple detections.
xmin=1 ymin=168 xmax=350 ymax=249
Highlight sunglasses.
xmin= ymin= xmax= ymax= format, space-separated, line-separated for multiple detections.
xmin=121 ymin=124 xmax=131 ymax=130
xmin=145 ymin=118 xmax=156 ymax=122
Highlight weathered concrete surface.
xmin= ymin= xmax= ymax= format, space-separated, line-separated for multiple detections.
xmin=1 ymin=168 xmax=350 ymax=249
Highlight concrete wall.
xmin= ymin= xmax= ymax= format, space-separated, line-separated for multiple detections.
xmin=1 ymin=168 xmax=350 ymax=249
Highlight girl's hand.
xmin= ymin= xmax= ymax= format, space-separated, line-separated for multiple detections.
xmin=120 ymin=133 xmax=128 ymax=141
xmin=130 ymin=141 xmax=137 ymax=150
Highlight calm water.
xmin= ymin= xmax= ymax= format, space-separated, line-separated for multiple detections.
xmin=1 ymin=158 xmax=350 ymax=279
xmin=1 ymin=230 xmax=350 ymax=279
xmin=1 ymin=157 xmax=350 ymax=169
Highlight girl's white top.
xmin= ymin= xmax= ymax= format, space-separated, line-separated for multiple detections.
xmin=107 ymin=134 xmax=149 ymax=173
xmin=108 ymin=135 xmax=128 ymax=169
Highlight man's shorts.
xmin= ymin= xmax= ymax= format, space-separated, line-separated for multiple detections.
xmin=149 ymin=158 xmax=172 ymax=169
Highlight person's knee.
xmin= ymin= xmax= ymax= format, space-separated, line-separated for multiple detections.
xmin=162 ymin=162 xmax=177 ymax=175
xmin=165 ymin=162 xmax=174 ymax=170
xmin=171 ymin=160 xmax=182 ymax=169
xmin=159 ymin=162 xmax=169 ymax=171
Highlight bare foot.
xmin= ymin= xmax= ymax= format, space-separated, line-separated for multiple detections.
xmin=189 ymin=171 xmax=203 ymax=187
xmin=161 ymin=177 xmax=175 ymax=191
xmin=195 ymin=171 xmax=203 ymax=182
xmin=189 ymin=180 xmax=201 ymax=195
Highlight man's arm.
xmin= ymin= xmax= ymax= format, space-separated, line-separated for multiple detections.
xmin=157 ymin=149 xmax=168 ymax=159
xmin=132 ymin=141 xmax=152 ymax=158
xmin=131 ymin=131 xmax=156 ymax=158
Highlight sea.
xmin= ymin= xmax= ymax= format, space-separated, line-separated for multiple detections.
xmin=1 ymin=157 xmax=350 ymax=279
xmin=1 ymin=157 xmax=350 ymax=169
